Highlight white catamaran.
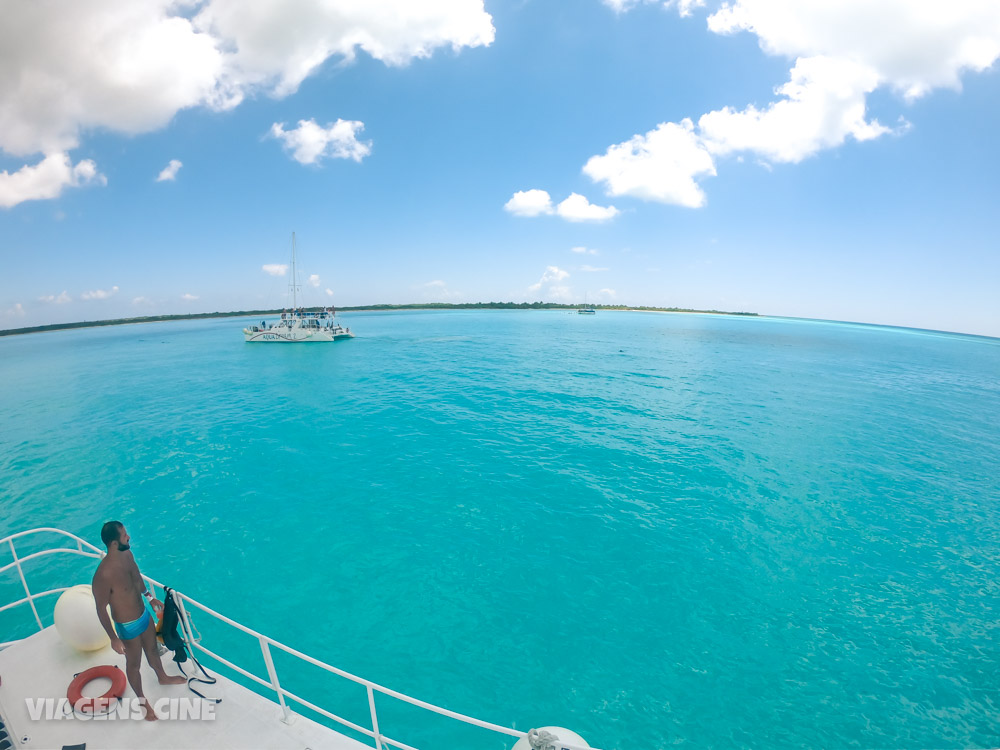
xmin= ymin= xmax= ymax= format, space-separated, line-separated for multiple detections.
xmin=243 ymin=233 xmax=354 ymax=343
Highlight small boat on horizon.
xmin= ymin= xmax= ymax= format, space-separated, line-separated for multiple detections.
xmin=243 ymin=233 xmax=354 ymax=343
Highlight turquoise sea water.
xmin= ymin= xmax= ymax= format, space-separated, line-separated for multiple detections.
xmin=1 ymin=310 xmax=999 ymax=749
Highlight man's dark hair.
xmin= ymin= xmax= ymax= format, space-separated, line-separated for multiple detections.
xmin=101 ymin=521 xmax=124 ymax=548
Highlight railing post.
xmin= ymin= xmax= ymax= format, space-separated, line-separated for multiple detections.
xmin=260 ymin=638 xmax=294 ymax=724
xmin=367 ymin=685 xmax=384 ymax=750
xmin=9 ymin=538 xmax=42 ymax=631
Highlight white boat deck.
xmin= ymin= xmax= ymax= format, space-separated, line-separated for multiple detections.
xmin=0 ymin=627 xmax=369 ymax=750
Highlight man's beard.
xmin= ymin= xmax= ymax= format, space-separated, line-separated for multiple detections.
xmin=118 ymin=543 xmax=130 ymax=551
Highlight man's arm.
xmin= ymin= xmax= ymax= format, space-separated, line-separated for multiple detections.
xmin=129 ymin=554 xmax=163 ymax=615
xmin=92 ymin=569 xmax=124 ymax=654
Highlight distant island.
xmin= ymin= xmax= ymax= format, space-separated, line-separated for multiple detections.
xmin=0 ymin=303 xmax=757 ymax=337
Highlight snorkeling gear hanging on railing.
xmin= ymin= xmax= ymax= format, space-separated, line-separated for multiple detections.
xmin=160 ymin=587 xmax=220 ymax=704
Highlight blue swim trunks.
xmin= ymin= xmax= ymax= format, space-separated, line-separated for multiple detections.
xmin=114 ymin=609 xmax=152 ymax=640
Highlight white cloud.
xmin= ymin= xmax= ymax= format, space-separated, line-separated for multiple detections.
xmin=504 ymin=189 xmax=553 ymax=217
xmin=584 ymin=119 xmax=716 ymax=208
xmin=81 ymin=286 xmax=119 ymax=300
xmin=262 ymin=263 xmax=288 ymax=276
xmin=308 ymin=274 xmax=320 ymax=287
xmin=603 ymin=0 xmax=703 ymax=17
xmin=0 ymin=154 xmax=106 ymax=209
xmin=40 ymin=290 xmax=72 ymax=304
xmin=580 ymin=265 xmax=609 ymax=272
xmin=270 ymin=119 xmax=372 ymax=165
xmin=0 ymin=0 xmax=493 ymax=203
xmin=584 ymin=60 xmax=892 ymax=205
xmin=590 ymin=0 xmax=1000 ymax=208
xmin=505 ymin=190 xmax=618 ymax=222
xmin=598 ymin=288 xmax=617 ymax=299
xmin=571 ymin=246 xmax=598 ymax=255
xmin=325 ymin=288 xmax=334 ymax=297
xmin=0 ymin=1 xmax=225 ymax=158
xmin=0 ymin=1 xmax=494 ymax=156
xmin=156 ymin=159 xmax=183 ymax=181
xmin=528 ymin=266 xmax=570 ymax=293
xmin=698 ymin=56 xmax=889 ymax=163
xmin=5 ymin=303 xmax=25 ymax=318
xmin=706 ymin=0 xmax=1000 ymax=101
xmin=181 ymin=293 xmax=199 ymax=301
xmin=195 ymin=0 xmax=495 ymax=98
xmin=132 ymin=296 xmax=152 ymax=305
xmin=555 ymin=193 xmax=619 ymax=222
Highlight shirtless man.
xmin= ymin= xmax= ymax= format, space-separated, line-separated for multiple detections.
xmin=92 ymin=521 xmax=186 ymax=721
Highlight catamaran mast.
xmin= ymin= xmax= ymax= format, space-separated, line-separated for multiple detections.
xmin=291 ymin=232 xmax=298 ymax=311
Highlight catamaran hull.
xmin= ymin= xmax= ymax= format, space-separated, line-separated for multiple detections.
xmin=243 ymin=329 xmax=354 ymax=342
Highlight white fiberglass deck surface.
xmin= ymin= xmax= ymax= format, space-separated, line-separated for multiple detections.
xmin=0 ymin=627 xmax=370 ymax=750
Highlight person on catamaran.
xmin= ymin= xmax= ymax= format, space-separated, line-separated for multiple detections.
xmin=92 ymin=521 xmax=186 ymax=721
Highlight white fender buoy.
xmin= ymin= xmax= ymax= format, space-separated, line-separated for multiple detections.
xmin=512 ymin=726 xmax=591 ymax=750
xmin=54 ymin=584 xmax=110 ymax=652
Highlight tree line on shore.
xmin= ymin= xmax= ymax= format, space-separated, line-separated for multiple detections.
xmin=1 ymin=302 xmax=757 ymax=337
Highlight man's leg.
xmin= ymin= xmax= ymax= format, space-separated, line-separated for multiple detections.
xmin=140 ymin=618 xmax=186 ymax=686
xmin=122 ymin=634 xmax=157 ymax=721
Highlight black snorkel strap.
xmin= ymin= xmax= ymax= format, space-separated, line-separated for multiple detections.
xmin=164 ymin=586 xmax=221 ymax=705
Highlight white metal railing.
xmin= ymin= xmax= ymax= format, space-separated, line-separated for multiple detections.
xmin=1 ymin=527 xmax=596 ymax=750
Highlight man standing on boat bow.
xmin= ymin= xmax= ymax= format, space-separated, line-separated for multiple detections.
xmin=92 ymin=521 xmax=186 ymax=721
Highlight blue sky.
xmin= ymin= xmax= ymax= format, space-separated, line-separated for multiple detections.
xmin=1 ymin=0 xmax=998 ymax=337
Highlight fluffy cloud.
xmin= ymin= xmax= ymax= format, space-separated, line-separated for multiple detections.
xmin=262 ymin=263 xmax=288 ymax=276
xmin=5 ymin=303 xmax=26 ymax=317
xmin=504 ymin=189 xmax=553 ymax=217
xmin=181 ymin=293 xmax=199 ymax=301
xmin=528 ymin=266 xmax=570 ymax=295
xmin=707 ymin=0 xmax=1000 ymax=100
xmin=270 ymin=119 xmax=372 ymax=165
xmin=585 ymin=119 xmax=715 ymax=208
xmin=1 ymin=0 xmax=493 ymax=155
xmin=0 ymin=0 xmax=494 ymax=203
xmin=598 ymin=288 xmax=617 ymax=299
xmin=156 ymin=159 xmax=183 ymax=182
xmin=590 ymin=0 xmax=1000 ymax=208
xmin=504 ymin=190 xmax=618 ymax=222
xmin=0 ymin=1 xmax=224 ymax=158
xmin=580 ymin=265 xmax=609 ymax=272
xmin=698 ymin=56 xmax=888 ymax=163
xmin=40 ymin=291 xmax=72 ymax=304
xmin=555 ymin=193 xmax=620 ymax=222
xmin=81 ymin=286 xmax=119 ymax=300
xmin=603 ymin=0 xmax=703 ymax=17
xmin=571 ymin=246 xmax=599 ymax=255
xmin=308 ymin=274 xmax=321 ymax=287
xmin=195 ymin=0 xmax=495 ymax=98
xmin=325 ymin=288 xmax=334 ymax=297
xmin=0 ymin=154 xmax=106 ymax=209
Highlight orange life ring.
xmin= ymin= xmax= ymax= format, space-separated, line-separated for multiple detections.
xmin=67 ymin=665 xmax=127 ymax=713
